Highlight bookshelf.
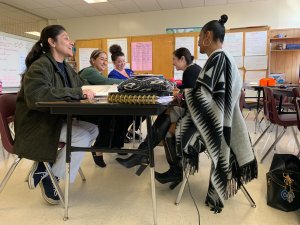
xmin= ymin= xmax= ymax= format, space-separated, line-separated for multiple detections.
xmin=269 ymin=28 xmax=300 ymax=83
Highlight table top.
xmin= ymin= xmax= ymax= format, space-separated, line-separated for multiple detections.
xmin=243 ymin=84 xmax=299 ymax=93
xmin=36 ymin=99 xmax=170 ymax=116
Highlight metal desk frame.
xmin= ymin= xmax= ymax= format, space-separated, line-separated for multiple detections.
xmin=37 ymin=100 xmax=169 ymax=225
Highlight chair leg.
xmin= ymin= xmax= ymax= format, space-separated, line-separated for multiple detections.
xmin=43 ymin=162 xmax=65 ymax=205
xmin=291 ymin=127 xmax=300 ymax=158
xmin=260 ymin=128 xmax=286 ymax=163
xmin=274 ymin=125 xmax=279 ymax=150
xmin=0 ymin=157 xmax=22 ymax=193
xmin=78 ymin=167 xmax=86 ymax=182
xmin=175 ymin=164 xmax=191 ymax=205
xmin=240 ymin=183 xmax=256 ymax=208
xmin=252 ymin=123 xmax=272 ymax=148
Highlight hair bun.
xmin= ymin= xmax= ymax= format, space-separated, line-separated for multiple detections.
xmin=109 ymin=44 xmax=122 ymax=54
xmin=219 ymin=14 xmax=228 ymax=25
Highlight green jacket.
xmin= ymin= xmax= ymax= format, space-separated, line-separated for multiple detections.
xmin=79 ymin=66 xmax=122 ymax=85
xmin=14 ymin=53 xmax=86 ymax=162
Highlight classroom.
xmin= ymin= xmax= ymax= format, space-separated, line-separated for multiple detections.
xmin=0 ymin=0 xmax=300 ymax=225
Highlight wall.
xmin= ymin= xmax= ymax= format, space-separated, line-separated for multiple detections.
xmin=52 ymin=0 xmax=300 ymax=40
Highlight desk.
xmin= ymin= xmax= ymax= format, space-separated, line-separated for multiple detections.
xmin=36 ymin=100 xmax=169 ymax=224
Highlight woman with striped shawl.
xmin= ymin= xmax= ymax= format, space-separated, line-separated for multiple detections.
xmin=160 ymin=14 xmax=257 ymax=213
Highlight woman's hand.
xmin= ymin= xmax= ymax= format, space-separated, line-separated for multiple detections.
xmin=82 ymin=89 xmax=95 ymax=100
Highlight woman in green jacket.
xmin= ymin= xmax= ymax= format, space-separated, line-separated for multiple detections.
xmin=79 ymin=49 xmax=121 ymax=85
xmin=14 ymin=25 xmax=98 ymax=205
xmin=79 ymin=50 xmax=130 ymax=168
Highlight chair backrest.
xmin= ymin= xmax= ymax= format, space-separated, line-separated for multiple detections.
xmin=0 ymin=94 xmax=17 ymax=154
xmin=263 ymin=87 xmax=279 ymax=124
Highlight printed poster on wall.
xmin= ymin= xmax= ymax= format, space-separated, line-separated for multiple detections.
xmin=131 ymin=42 xmax=152 ymax=71
xmin=175 ymin=37 xmax=195 ymax=56
xmin=79 ymin=48 xmax=98 ymax=71
xmin=223 ymin=32 xmax=243 ymax=57
xmin=107 ymin=38 xmax=128 ymax=63
xmin=245 ymin=31 xmax=267 ymax=56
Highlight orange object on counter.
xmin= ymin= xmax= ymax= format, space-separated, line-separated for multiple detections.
xmin=259 ymin=78 xmax=276 ymax=86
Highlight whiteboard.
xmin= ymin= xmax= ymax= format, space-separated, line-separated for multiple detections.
xmin=0 ymin=32 xmax=35 ymax=87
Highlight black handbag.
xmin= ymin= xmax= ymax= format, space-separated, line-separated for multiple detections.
xmin=266 ymin=154 xmax=300 ymax=212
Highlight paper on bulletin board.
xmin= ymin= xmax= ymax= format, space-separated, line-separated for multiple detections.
xmin=198 ymin=53 xmax=208 ymax=60
xmin=195 ymin=59 xmax=207 ymax=68
xmin=223 ymin=32 xmax=243 ymax=56
xmin=79 ymin=48 xmax=98 ymax=70
xmin=107 ymin=62 xmax=130 ymax=75
xmin=239 ymin=69 xmax=244 ymax=80
xmin=233 ymin=56 xmax=244 ymax=69
xmin=244 ymin=70 xmax=266 ymax=84
xmin=174 ymin=67 xmax=183 ymax=80
xmin=244 ymin=55 xmax=268 ymax=70
xmin=245 ymin=31 xmax=267 ymax=56
xmin=131 ymin=42 xmax=152 ymax=71
xmin=175 ymin=37 xmax=195 ymax=56
xmin=107 ymin=38 xmax=128 ymax=63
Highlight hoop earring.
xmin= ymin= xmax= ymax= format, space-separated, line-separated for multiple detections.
xmin=202 ymin=38 xmax=211 ymax=47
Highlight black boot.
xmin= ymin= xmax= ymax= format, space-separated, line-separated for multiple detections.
xmin=116 ymin=114 xmax=171 ymax=173
xmin=155 ymin=136 xmax=182 ymax=189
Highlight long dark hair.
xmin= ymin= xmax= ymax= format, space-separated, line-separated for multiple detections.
xmin=109 ymin=44 xmax=124 ymax=62
xmin=23 ymin=25 xmax=66 ymax=75
xmin=201 ymin=14 xmax=228 ymax=43
xmin=173 ymin=47 xmax=194 ymax=65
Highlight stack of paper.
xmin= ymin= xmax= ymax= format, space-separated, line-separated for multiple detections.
xmin=82 ymin=85 xmax=118 ymax=97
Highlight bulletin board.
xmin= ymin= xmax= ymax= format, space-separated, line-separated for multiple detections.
xmin=75 ymin=26 xmax=270 ymax=81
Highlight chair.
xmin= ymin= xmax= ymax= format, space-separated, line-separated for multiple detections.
xmin=174 ymin=90 xmax=256 ymax=208
xmin=0 ymin=94 xmax=85 ymax=202
xmin=240 ymin=89 xmax=263 ymax=133
xmin=259 ymin=87 xmax=300 ymax=163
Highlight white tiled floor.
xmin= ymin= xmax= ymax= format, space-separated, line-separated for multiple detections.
xmin=0 ymin=114 xmax=300 ymax=225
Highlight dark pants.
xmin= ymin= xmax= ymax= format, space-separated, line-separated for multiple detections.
xmin=80 ymin=115 xmax=131 ymax=148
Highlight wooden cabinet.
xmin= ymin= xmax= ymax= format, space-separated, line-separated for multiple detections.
xmin=269 ymin=29 xmax=300 ymax=83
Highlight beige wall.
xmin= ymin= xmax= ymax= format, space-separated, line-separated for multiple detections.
xmin=52 ymin=0 xmax=300 ymax=40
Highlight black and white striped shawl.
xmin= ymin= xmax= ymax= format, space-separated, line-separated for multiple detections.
xmin=176 ymin=49 xmax=257 ymax=213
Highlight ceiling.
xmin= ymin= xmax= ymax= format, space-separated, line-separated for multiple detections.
xmin=0 ymin=0 xmax=267 ymax=21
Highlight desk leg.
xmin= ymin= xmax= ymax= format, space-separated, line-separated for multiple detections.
xmin=255 ymin=89 xmax=261 ymax=134
xmin=64 ymin=115 xmax=72 ymax=221
xmin=146 ymin=116 xmax=157 ymax=225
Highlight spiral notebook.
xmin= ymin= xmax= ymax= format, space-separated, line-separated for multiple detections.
xmin=107 ymin=92 xmax=173 ymax=104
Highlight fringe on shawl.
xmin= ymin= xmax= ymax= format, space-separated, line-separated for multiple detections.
xmin=224 ymin=155 xmax=258 ymax=200
xmin=182 ymin=148 xmax=258 ymax=212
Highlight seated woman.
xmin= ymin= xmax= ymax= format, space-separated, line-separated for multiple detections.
xmin=14 ymin=25 xmax=98 ymax=205
xmin=116 ymin=47 xmax=201 ymax=173
xmin=79 ymin=49 xmax=131 ymax=167
xmin=117 ymin=15 xmax=257 ymax=213
xmin=165 ymin=47 xmax=201 ymax=151
xmin=108 ymin=44 xmax=143 ymax=140
xmin=108 ymin=44 xmax=134 ymax=80
xmin=79 ymin=49 xmax=122 ymax=85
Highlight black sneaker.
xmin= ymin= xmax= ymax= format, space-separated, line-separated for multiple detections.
xmin=39 ymin=176 xmax=60 ymax=205
xmin=28 ymin=162 xmax=48 ymax=190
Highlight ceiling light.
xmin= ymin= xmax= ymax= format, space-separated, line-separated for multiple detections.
xmin=84 ymin=0 xmax=108 ymax=3
xmin=25 ymin=31 xmax=40 ymax=37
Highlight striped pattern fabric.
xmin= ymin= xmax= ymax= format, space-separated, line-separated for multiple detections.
xmin=176 ymin=49 xmax=257 ymax=213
